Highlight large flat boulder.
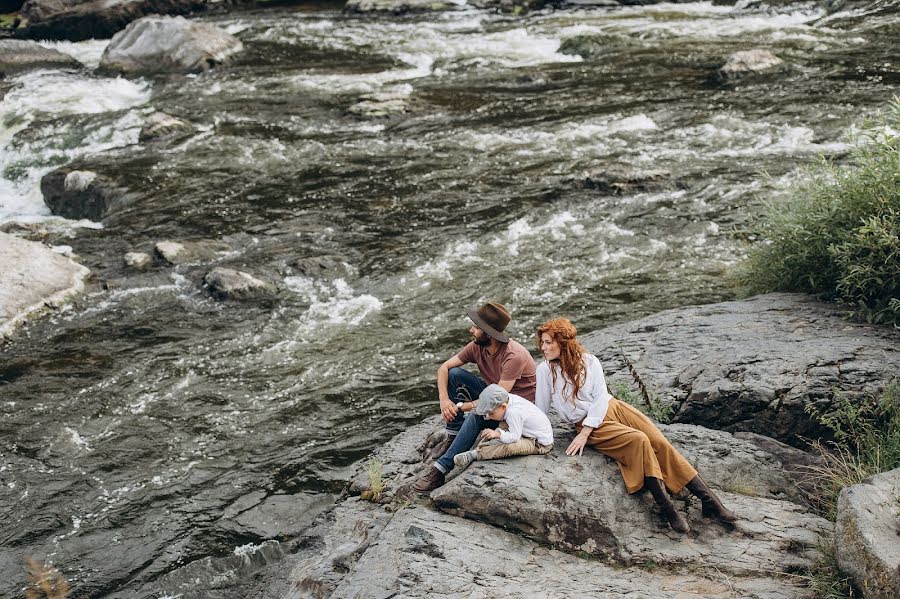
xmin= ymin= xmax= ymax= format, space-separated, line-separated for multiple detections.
xmin=835 ymin=467 xmax=900 ymax=599
xmin=99 ymin=15 xmax=243 ymax=75
xmin=20 ymin=0 xmax=207 ymax=42
xmin=264 ymin=415 xmax=828 ymax=597
xmin=270 ymin=501 xmax=804 ymax=599
xmin=0 ymin=232 xmax=90 ymax=339
xmin=0 ymin=40 xmax=81 ymax=76
xmin=581 ymin=293 xmax=900 ymax=446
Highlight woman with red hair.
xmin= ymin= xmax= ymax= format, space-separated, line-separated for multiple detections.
xmin=535 ymin=318 xmax=737 ymax=533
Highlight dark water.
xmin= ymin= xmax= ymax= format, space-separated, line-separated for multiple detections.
xmin=1 ymin=2 xmax=898 ymax=596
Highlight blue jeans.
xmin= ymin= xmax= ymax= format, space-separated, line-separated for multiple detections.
xmin=438 ymin=367 xmax=498 ymax=473
xmin=445 ymin=367 xmax=488 ymax=434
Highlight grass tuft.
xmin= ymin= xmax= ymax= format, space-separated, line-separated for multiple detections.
xmin=24 ymin=558 xmax=69 ymax=599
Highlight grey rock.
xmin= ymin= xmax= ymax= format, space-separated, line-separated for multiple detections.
xmin=203 ymin=267 xmax=275 ymax=300
xmin=123 ymin=251 xmax=152 ymax=270
xmin=290 ymin=255 xmax=354 ymax=280
xmin=347 ymin=89 xmax=410 ymax=117
xmin=0 ymin=40 xmax=80 ymax=76
xmin=717 ymin=49 xmax=784 ymax=82
xmin=344 ymin=0 xmax=461 ymax=13
xmin=0 ymin=221 xmax=49 ymax=242
xmin=430 ymin=425 xmax=830 ymax=574
xmin=570 ymin=168 xmax=687 ymax=195
xmin=219 ymin=491 xmax=335 ymax=540
xmin=835 ymin=467 xmax=900 ymax=599
xmin=153 ymin=240 xmax=219 ymax=265
xmin=41 ymin=167 xmax=133 ymax=222
xmin=100 ymin=15 xmax=243 ymax=75
xmin=277 ymin=503 xmax=803 ymax=599
xmin=20 ymin=0 xmax=206 ymax=42
xmin=139 ymin=112 xmax=193 ymax=143
xmin=581 ymin=293 xmax=900 ymax=445
xmin=0 ymin=232 xmax=90 ymax=339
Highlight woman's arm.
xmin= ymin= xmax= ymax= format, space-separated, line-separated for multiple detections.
xmin=535 ymin=363 xmax=552 ymax=415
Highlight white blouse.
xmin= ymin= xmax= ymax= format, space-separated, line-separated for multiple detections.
xmin=535 ymin=353 xmax=611 ymax=428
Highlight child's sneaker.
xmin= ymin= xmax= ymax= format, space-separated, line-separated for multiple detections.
xmin=453 ymin=449 xmax=477 ymax=470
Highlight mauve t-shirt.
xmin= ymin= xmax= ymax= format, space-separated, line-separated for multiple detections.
xmin=455 ymin=338 xmax=537 ymax=402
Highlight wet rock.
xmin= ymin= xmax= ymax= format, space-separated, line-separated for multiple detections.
xmin=581 ymin=293 xmax=900 ymax=446
xmin=219 ymin=491 xmax=335 ymax=540
xmin=835 ymin=467 xmax=900 ymax=599
xmin=290 ymin=255 xmax=354 ymax=280
xmin=469 ymin=0 xmax=555 ymax=13
xmin=558 ymin=34 xmax=616 ymax=59
xmin=0 ymin=0 xmax=23 ymax=13
xmin=348 ymin=88 xmax=411 ymax=118
xmin=0 ymin=232 xmax=90 ymax=339
xmin=99 ymin=15 xmax=243 ymax=75
xmin=153 ymin=240 xmax=218 ymax=265
xmin=123 ymin=251 xmax=152 ymax=270
xmin=343 ymin=0 xmax=462 ymax=13
xmin=0 ymin=40 xmax=81 ymax=76
xmin=41 ymin=167 xmax=132 ymax=222
xmin=203 ymin=267 xmax=276 ymax=300
xmin=20 ymin=0 xmax=206 ymax=42
xmin=139 ymin=112 xmax=194 ymax=143
xmin=0 ymin=221 xmax=49 ymax=242
xmin=717 ymin=49 xmax=784 ymax=82
xmin=569 ymin=168 xmax=687 ymax=195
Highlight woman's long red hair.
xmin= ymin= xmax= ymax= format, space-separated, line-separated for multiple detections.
xmin=537 ymin=318 xmax=587 ymax=404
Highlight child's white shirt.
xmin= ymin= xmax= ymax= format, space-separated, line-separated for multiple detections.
xmin=499 ymin=393 xmax=554 ymax=446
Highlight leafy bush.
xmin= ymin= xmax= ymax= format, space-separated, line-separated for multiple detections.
xmin=804 ymin=380 xmax=900 ymax=520
xmin=740 ymin=99 xmax=900 ymax=326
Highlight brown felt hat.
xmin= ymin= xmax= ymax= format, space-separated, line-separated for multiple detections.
xmin=466 ymin=301 xmax=511 ymax=343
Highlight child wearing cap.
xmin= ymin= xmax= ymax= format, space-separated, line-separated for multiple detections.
xmin=453 ymin=383 xmax=554 ymax=470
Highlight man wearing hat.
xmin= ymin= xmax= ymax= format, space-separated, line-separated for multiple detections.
xmin=413 ymin=301 xmax=537 ymax=492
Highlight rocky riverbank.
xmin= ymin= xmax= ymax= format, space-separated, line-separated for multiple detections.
xmin=252 ymin=293 xmax=900 ymax=598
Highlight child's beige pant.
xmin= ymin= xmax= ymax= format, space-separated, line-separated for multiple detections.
xmin=476 ymin=436 xmax=553 ymax=460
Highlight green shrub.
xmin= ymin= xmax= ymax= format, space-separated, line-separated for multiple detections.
xmin=804 ymin=380 xmax=900 ymax=520
xmin=739 ymin=99 xmax=900 ymax=326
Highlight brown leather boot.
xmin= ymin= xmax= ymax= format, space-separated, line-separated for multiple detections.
xmin=413 ymin=466 xmax=446 ymax=493
xmin=686 ymin=476 xmax=738 ymax=523
xmin=643 ymin=476 xmax=690 ymax=534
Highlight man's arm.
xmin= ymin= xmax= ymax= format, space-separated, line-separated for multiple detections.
xmin=437 ymin=355 xmax=465 ymax=422
xmin=496 ymin=379 xmax=515 ymax=392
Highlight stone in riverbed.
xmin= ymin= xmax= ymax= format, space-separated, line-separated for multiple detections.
xmin=835 ymin=467 xmax=900 ymax=599
xmin=203 ymin=267 xmax=276 ymax=300
xmin=153 ymin=240 xmax=219 ymax=265
xmin=20 ymin=0 xmax=207 ymax=42
xmin=123 ymin=251 xmax=152 ymax=270
xmin=569 ymin=168 xmax=687 ymax=195
xmin=100 ymin=15 xmax=243 ymax=75
xmin=0 ymin=40 xmax=81 ymax=76
xmin=717 ymin=49 xmax=784 ymax=82
xmin=581 ymin=293 xmax=900 ymax=446
xmin=139 ymin=112 xmax=194 ymax=143
xmin=344 ymin=0 xmax=462 ymax=13
xmin=0 ymin=232 xmax=90 ymax=339
xmin=41 ymin=168 xmax=133 ymax=222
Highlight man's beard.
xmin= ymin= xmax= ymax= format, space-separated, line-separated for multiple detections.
xmin=473 ymin=334 xmax=491 ymax=346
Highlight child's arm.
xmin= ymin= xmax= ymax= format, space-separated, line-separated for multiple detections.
xmin=496 ymin=409 xmax=524 ymax=444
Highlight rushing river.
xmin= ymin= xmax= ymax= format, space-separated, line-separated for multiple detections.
xmin=1 ymin=1 xmax=898 ymax=596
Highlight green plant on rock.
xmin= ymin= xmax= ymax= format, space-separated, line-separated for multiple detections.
xmin=360 ymin=459 xmax=384 ymax=503
xmin=738 ymin=98 xmax=900 ymax=326
xmin=803 ymin=380 xmax=900 ymax=520
xmin=609 ymin=380 xmax=673 ymax=424
xmin=801 ymin=536 xmax=858 ymax=599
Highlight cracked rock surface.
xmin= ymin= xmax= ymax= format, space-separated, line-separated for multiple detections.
xmin=580 ymin=293 xmax=900 ymax=445
xmin=261 ymin=415 xmax=830 ymax=598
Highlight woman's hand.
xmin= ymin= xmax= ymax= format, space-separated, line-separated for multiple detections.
xmin=566 ymin=429 xmax=592 ymax=456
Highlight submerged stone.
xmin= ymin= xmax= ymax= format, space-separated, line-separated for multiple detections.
xmin=139 ymin=112 xmax=194 ymax=143
xmin=0 ymin=40 xmax=81 ymax=76
xmin=717 ymin=49 xmax=784 ymax=82
xmin=41 ymin=168 xmax=132 ymax=222
xmin=203 ymin=267 xmax=276 ymax=300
